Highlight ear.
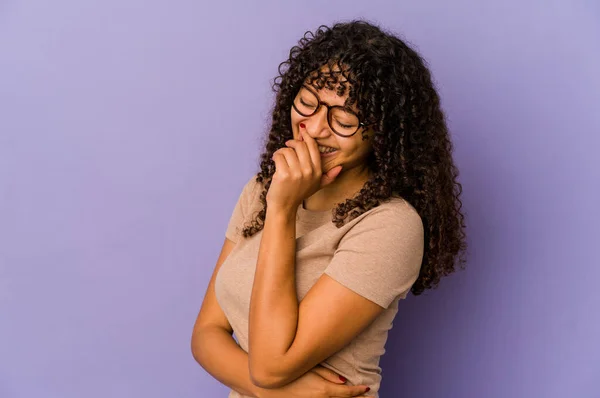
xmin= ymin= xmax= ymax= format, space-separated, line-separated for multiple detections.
xmin=361 ymin=129 xmax=371 ymax=141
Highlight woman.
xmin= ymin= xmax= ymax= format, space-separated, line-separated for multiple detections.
xmin=191 ymin=20 xmax=467 ymax=397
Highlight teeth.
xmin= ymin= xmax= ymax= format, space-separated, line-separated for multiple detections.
xmin=318 ymin=145 xmax=337 ymax=154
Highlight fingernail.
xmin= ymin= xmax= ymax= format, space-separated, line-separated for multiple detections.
xmin=339 ymin=375 xmax=347 ymax=382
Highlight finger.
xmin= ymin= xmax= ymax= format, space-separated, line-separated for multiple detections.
xmin=272 ymin=150 xmax=290 ymax=174
xmin=309 ymin=366 xmax=346 ymax=384
xmin=321 ymin=165 xmax=343 ymax=187
xmin=329 ymin=384 xmax=370 ymax=397
xmin=285 ymin=140 xmax=314 ymax=176
xmin=298 ymin=130 xmax=322 ymax=172
xmin=278 ymin=148 xmax=301 ymax=176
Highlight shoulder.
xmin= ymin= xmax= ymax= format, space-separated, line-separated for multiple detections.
xmin=241 ymin=173 xmax=264 ymax=193
xmin=237 ymin=173 xmax=267 ymax=221
xmin=349 ymin=197 xmax=423 ymax=238
xmin=325 ymin=196 xmax=425 ymax=307
xmin=225 ymin=173 xmax=267 ymax=242
xmin=238 ymin=173 xmax=266 ymax=203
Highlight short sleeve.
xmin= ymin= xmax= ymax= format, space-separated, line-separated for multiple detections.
xmin=323 ymin=203 xmax=425 ymax=308
xmin=224 ymin=174 xmax=262 ymax=243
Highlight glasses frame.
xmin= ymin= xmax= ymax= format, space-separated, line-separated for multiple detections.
xmin=292 ymin=84 xmax=367 ymax=138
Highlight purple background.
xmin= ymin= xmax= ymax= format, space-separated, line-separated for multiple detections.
xmin=1 ymin=1 xmax=599 ymax=397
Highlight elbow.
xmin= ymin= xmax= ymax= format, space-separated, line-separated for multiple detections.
xmin=249 ymin=361 xmax=288 ymax=389
xmin=250 ymin=373 xmax=286 ymax=389
xmin=190 ymin=326 xmax=217 ymax=366
xmin=190 ymin=332 xmax=204 ymax=365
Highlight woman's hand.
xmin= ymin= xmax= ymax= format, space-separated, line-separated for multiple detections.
xmin=267 ymin=131 xmax=342 ymax=212
xmin=256 ymin=365 xmax=371 ymax=398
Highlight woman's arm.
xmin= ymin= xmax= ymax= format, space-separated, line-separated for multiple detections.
xmin=248 ymin=206 xmax=385 ymax=389
xmin=191 ymin=237 xmax=261 ymax=397
xmin=192 ymin=325 xmax=261 ymax=397
xmin=191 ymin=237 xmax=366 ymax=398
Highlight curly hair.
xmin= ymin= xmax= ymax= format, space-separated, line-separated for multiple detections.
xmin=241 ymin=19 xmax=467 ymax=296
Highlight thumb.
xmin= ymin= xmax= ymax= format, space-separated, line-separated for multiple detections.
xmin=321 ymin=165 xmax=343 ymax=187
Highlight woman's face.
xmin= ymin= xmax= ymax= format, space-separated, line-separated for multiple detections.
xmin=290 ymin=78 xmax=373 ymax=176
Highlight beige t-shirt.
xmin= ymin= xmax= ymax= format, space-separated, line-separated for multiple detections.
xmin=214 ymin=175 xmax=424 ymax=397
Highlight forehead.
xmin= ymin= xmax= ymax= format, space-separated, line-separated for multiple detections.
xmin=303 ymin=64 xmax=358 ymax=110
xmin=304 ymin=64 xmax=351 ymax=94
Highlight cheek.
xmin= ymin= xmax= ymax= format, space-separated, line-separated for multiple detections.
xmin=291 ymin=111 xmax=304 ymax=126
xmin=291 ymin=109 xmax=302 ymax=123
xmin=345 ymin=141 xmax=372 ymax=161
xmin=343 ymin=138 xmax=369 ymax=154
xmin=290 ymin=111 xmax=298 ymax=137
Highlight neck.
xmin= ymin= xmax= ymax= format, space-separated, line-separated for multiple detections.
xmin=303 ymin=165 xmax=372 ymax=211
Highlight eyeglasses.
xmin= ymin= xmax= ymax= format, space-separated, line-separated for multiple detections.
xmin=292 ymin=85 xmax=367 ymax=138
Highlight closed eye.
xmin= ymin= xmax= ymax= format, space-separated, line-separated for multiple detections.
xmin=334 ymin=118 xmax=356 ymax=129
xmin=300 ymin=99 xmax=316 ymax=108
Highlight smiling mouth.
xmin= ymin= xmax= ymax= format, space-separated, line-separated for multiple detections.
xmin=317 ymin=145 xmax=337 ymax=154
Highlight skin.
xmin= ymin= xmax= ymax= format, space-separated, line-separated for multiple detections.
xmin=191 ymin=72 xmax=376 ymax=397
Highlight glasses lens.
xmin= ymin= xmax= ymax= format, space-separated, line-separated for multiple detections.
xmin=330 ymin=108 xmax=360 ymax=137
xmin=293 ymin=87 xmax=319 ymax=116
xmin=293 ymin=86 xmax=361 ymax=137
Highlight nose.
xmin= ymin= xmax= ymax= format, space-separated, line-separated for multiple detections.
xmin=302 ymin=107 xmax=332 ymax=139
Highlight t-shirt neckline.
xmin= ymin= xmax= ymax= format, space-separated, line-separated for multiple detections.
xmin=297 ymin=201 xmax=333 ymax=226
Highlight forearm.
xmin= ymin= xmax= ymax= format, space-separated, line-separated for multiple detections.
xmin=248 ymin=206 xmax=299 ymax=379
xmin=192 ymin=325 xmax=266 ymax=397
